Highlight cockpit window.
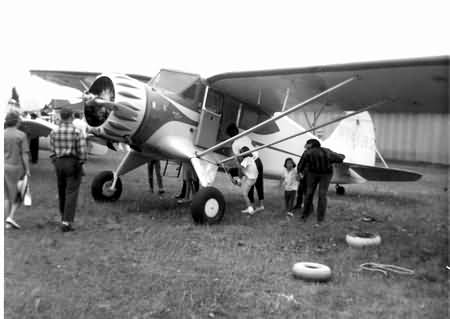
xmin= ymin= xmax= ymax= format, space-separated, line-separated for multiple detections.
xmin=151 ymin=70 xmax=200 ymax=94
xmin=151 ymin=69 xmax=205 ymax=110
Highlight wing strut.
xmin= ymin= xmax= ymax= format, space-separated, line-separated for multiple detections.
xmin=375 ymin=145 xmax=389 ymax=168
xmin=218 ymin=99 xmax=391 ymax=165
xmin=196 ymin=76 xmax=359 ymax=158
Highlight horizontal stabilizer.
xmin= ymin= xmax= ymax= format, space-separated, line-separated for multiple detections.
xmin=348 ymin=163 xmax=422 ymax=182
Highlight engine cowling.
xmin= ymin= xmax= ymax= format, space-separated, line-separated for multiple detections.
xmin=85 ymin=74 xmax=148 ymax=143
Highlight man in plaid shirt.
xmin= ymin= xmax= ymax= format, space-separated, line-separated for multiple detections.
xmin=50 ymin=108 xmax=87 ymax=232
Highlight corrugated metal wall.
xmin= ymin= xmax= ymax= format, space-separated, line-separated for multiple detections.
xmin=291 ymin=112 xmax=449 ymax=165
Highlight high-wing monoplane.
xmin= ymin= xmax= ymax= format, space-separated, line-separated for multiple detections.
xmin=29 ymin=56 xmax=448 ymax=224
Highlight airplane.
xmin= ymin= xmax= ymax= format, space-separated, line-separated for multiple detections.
xmin=28 ymin=56 xmax=448 ymax=224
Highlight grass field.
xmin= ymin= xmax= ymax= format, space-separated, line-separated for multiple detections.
xmin=4 ymin=151 xmax=449 ymax=318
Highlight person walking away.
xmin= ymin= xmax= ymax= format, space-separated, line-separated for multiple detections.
xmin=29 ymin=112 xmax=40 ymax=164
xmin=297 ymin=139 xmax=345 ymax=224
xmin=280 ymin=158 xmax=298 ymax=217
xmin=237 ymin=147 xmax=259 ymax=215
xmin=226 ymin=123 xmax=264 ymax=212
xmin=4 ymin=112 xmax=31 ymax=229
xmin=50 ymin=108 xmax=87 ymax=232
xmin=147 ymin=160 xmax=165 ymax=194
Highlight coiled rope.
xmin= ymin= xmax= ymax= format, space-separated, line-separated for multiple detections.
xmin=359 ymin=263 xmax=415 ymax=276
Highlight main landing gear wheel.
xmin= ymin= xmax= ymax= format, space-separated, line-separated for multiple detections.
xmin=336 ymin=185 xmax=346 ymax=195
xmin=191 ymin=187 xmax=226 ymax=224
xmin=91 ymin=171 xmax=122 ymax=201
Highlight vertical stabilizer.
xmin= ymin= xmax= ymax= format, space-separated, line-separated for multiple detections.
xmin=322 ymin=111 xmax=376 ymax=166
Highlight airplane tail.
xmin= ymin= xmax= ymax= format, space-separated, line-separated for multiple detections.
xmin=322 ymin=111 xmax=376 ymax=166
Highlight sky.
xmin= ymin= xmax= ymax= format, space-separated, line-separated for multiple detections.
xmin=0 ymin=0 xmax=448 ymax=110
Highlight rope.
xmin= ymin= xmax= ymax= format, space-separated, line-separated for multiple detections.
xmin=358 ymin=263 xmax=415 ymax=276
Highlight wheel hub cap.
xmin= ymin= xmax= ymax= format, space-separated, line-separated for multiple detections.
xmin=204 ymin=199 xmax=219 ymax=218
xmin=102 ymin=181 xmax=116 ymax=196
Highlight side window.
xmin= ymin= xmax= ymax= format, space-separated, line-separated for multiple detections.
xmin=205 ymin=89 xmax=223 ymax=114
xmin=239 ymin=107 xmax=259 ymax=129
xmin=239 ymin=104 xmax=280 ymax=134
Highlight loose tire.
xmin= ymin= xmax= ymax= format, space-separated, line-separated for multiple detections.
xmin=292 ymin=262 xmax=332 ymax=282
xmin=191 ymin=187 xmax=225 ymax=224
xmin=345 ymin=231 xmax=381 ymax=248
xmin=91 ymin=171 xmax=122 ymax=201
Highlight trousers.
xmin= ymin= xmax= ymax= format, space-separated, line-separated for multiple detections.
xmin=147 ymin=160 xmax=163 ymax=190
xmin=54 ymin=157 xmax=82 ymax=223
xmin=248 ymin=158 xmax=264 ymax=203
xmin=302 ymin=172 xmax=333 ymax=222
xmin=295 ymin=175 xmax=307 ymax=209
xmin=284 ymin=190 xmax=296 ymax=212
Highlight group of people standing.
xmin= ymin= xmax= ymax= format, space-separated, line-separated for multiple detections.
xmin=282 ymin=139 xmax=345 ymax=224
xmin=228 ymin=120 xmax=345 ymax=224
xmin=5 ymin=106 xmax=344 ymax=230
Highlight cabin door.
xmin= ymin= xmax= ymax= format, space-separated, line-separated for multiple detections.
xmin=194 ymin=88 xmax=223 ymax=149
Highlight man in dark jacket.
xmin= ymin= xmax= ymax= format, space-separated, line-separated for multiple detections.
xmin=297 ymin=139 xmax=345 ymax=223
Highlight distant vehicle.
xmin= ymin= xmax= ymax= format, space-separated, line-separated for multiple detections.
xmin=29 ymin=56 xmax=448 ymax=224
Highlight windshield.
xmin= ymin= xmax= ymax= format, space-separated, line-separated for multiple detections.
xmin=150 ymin=69 xmax=200 ymax=94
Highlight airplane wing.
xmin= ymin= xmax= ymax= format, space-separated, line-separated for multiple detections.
xmin=19 ymin=118 xmax=109 ymax=156
xmin=30 ymin=70 xmax=152 ymax=92
xmin=19 ymin=118 xmax=56 ymax=138
xmin=208 ymin=56 xmax=448 ymax=114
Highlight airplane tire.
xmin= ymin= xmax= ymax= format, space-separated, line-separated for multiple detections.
xmin=191 ymin=187 xmax=225 ymax=224
xmin=292 ymin=262 xmax=332 ymax=282
xmin=345 ymin=231 xmax=381 ymax=248
xmin=91 ymin=171 xmax=122 ymax=202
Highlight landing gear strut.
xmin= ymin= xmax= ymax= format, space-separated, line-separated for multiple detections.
xmin=191 ymin=187 xmax=226 ymax=224
xmin=335 ymin=184 xmax=345 ymax=195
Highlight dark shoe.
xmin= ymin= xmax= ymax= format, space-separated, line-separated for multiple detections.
xmin=300 ymin=215 xmax=308 ymax=222
xmin=158 ymin=189 xmax=165 ymax=195
xmin=61 ymin=224 xmax=75 ymax=232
